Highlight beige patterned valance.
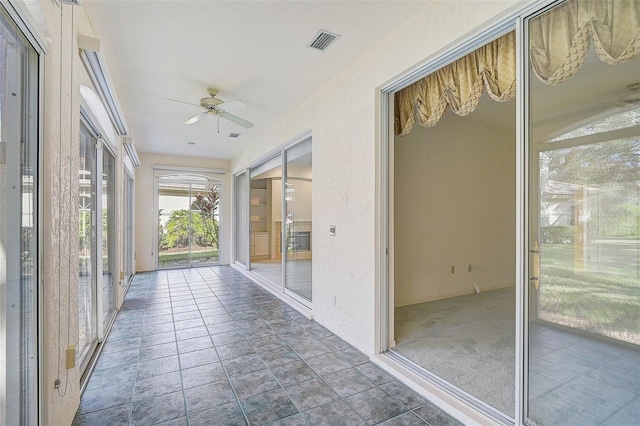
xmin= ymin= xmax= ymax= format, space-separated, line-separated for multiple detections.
xmin=394 ymin=32 xmax=516 ymax=137
xmin=531 ymin=0 xmax=640 ymax=85
xmin=395 ymin=0 xmax=640 ymax=137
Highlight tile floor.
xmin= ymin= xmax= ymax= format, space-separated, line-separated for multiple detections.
xmin=72 ymin=266 xmax=462 ymax=426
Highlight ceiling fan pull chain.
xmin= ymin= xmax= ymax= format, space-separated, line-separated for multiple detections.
xmin=218 ymin=114 xmax=220 ymax=133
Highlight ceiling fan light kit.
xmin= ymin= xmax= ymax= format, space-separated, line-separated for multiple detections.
xmin=179 ymin=88 xmax=254 ymax=128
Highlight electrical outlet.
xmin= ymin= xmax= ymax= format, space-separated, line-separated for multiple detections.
xmin=451 ymin=265 xmax=455 ymax=274
xmin=329 ymin=225 xmax=336 ymax=236
xmin=66 ymin=345 xmax=76 ymax=369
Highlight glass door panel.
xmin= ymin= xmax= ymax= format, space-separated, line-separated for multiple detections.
xmin=0 ymin=8 xmax=39 ymax=421
xmin=78 ymin=123 xmax=98 ymax=371
xmin=191 ymin=182 xmax=220 ymax=265
xmin=101 ymin=148 xmax=116 ymax=330
xmin=235 ymin=172 xmax=249 ymax=267
xmin=124 ymin=173 xmax=134 ymax=287
xmin=158 ymin=181 xmax=192 ymax=268
xmin=249 ymin=155 xmax=282 ymax=286
xmin=158 ymin=175 xmax=221 ymax=268
xmin=284 ymin=139 xmax=312 ymax=302
xmin=527 ymin=2 xmax=640 ymax=424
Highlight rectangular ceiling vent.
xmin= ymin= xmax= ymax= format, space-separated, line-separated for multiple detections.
xmin=229 ymin=132 xmax=241 ymax=138
xmin=307 ymin=30 xmax=340 ymax=52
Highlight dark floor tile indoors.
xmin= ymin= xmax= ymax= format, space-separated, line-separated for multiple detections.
xmin=72 ymin=266 xmax=461 ymax=425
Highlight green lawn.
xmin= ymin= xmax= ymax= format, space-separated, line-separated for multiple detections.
xmin=539 ymin=242 xmax=640 ymax=344
xmin=159 ymin=249 xmax=219 ymax=266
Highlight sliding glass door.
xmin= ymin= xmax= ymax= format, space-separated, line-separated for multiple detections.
xmin=236 ymin=135 xmax=313 ymax=305
xmin=284 ymin=139 xmax=313 ymax=302
xmin=157 ymin=175 xmax=221 ymax=268
xmin=78 ymin=122 xmax=99 ymax=373
xmin=526 ymin=2 xmax=640 ymax=424
xmin=235 ymin=172 xmax=249 ymax=268
xmin=123 ymin=172 xmax=135 ymax=287
xmin=0 ymin=6 xmax=39 ymax=422
xmin=249 ymin=155 xmax=283 ymax=285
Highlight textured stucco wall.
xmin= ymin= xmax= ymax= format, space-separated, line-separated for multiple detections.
xmin=231 ymin=1 xmax=520 ymax=355
xmin=135 ymin=152 xmax=231 ymax=272
xmin=20 ymin=1 xmax=127 ymax=424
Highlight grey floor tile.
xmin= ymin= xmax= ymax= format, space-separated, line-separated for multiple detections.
xmin=414 ymin=402 xmax=464 ymax=426
xmin=139 ymin=341 xmax=178 ymax=361
xmin=174 ymin=318 xmax=206 ymax=331
xmin=211 ymin=330 xmax=247 ymax=346
xmin=320 ymin=335 xmax=350 ymax=352
xmin=156 ymin=416 xmax=188 ymax=425
xmin=184 ymin=379 xmax=237 ymax=414
xmin=189 ymin=401 xmax=247 ymax=426
xmin=85 ymin=362 xmax=137 ymax=391
xmin=137 ymin=355 xmax=180 ymax=380
xmin=336 ymin=347 xmax=369 ymax=366
xmin=78 ymin=381 xmax=135 ymax=414
xmin=175 ymin=326 xmax=209 ymax=341
xmin=322 ymin=368 xmax=375 ymax=398
xmin=230 ymin=368 xmax=281 ymax=399
xmin=303 ymin=400 xmax=367 ymax=426
xmin=264 ymin=414 xmax=307 ymax=426
xmin=141 ymin=330 xmax=176 ymax=347
xmin=271 ymin=360 xmax=317 ymax=386
xmin=177 ymin=335 xmax=214 ymax=354
xmin=144 ymin=321 xmax=175 ymax=336
xmin=260 ymin=346 xmax=301 ymax=368
xmin=356 ymin=363 xmax=395 ymax=385
xmin=94 ymin=348 xmax=139 ymax=371
xmin=223 ymin=353 xmax=265 ymax=377
xmin=380 ymin=381 xmax=427 ymax=410
xmin=134 ymin=370 xmax=183 ymax=400
xmin=378 ymin=412 xmax=428 ymax=425
xmin=72 ymin=403 xmax=131 ymax=426
xmin=285 ymin=377 xmax=340 ymax=411
xmin=217 ymin=340 xmax=257 ymax=361
xmin=101 ymin=336 xmax=141 ymax=355
xmin=345 ymin=387 xmax=408 ymax=424
xmin=130 ymin=390 xmax=186 ymax=426
xmin=179 ymin=347 xmax=220 ymax=369
xmin=181 ymin=362 xmax=227 ymax=389
xmin=241 ymin=388 xmax=299 ymax=426
xmin=305 ymin=353 xmax=351 ymax=376
xmin=208 ymin=321 xmax=240 ymax=335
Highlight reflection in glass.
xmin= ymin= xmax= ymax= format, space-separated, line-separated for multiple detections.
xmin=249 ymin=156 xmax=282 ymax=285
xmin=78 ymin=123 xmax=98 ymax=371
xmin=527 ymin=2 xmax=640 ymax=424
xmin=102 ymin=149 xmax=116 ymax=329
xmin=235 ymin=172 xmax=248 ymax=267
xmin=284 ymin=139 xmax=312 ymax=302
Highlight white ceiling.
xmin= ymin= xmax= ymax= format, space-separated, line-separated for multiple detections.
xmin=82 ymin=0 xmax=427 ymax=159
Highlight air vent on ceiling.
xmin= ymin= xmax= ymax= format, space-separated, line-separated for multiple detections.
xmin=307 ymin=29 xmax=340 ymax=52
xmin=229 ymin=132 xmax=241 ymax=138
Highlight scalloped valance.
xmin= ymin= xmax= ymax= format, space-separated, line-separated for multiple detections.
xmin=395 ymin=0 xmax=640 ymax=137
xmin=530 ymin=0 xmax=640 ymax=85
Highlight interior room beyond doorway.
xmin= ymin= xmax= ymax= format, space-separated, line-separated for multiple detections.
xmin=393 ymin=94 xmax=516 ymax=416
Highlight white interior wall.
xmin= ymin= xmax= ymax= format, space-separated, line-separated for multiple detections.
xmin=394 ymin=99 xmax=516 ymax=306
xmin=231 ymin=1 xmax=520 ymax=353
xmin=135 ymin=152 xmax=231 ymax=271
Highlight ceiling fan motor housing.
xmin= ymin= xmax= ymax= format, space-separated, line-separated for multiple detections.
xmin=200 ymin=96 xmax=223 ymax=109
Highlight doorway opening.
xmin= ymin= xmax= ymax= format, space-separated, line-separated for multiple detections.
xmin=157 ymin=174 xmax=221 ymax=268
xmin=392 ymin=76 xmax=516 ymax=417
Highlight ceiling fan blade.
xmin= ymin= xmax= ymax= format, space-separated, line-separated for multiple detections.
xmin=219 ymin=111 xmax=254 ymax=128
xmin=184 ymin=112 xmax=207 ymax=125
xmin=165 ymin=98 xmax=201 ymax=108
xmin=217 ymin=100 xmax=247 ymax=112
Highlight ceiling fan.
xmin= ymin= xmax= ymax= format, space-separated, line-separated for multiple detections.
xmin=168 ymin=88 xmax=254 ymax=128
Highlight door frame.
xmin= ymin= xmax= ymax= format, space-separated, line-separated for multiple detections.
xmin=375 ymin=1 xmax=562 ymax=424
xmin=233 ymin=129 xmax=313 ymax=309
xmin=154 ymin=171 xmax=224 ymax=269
